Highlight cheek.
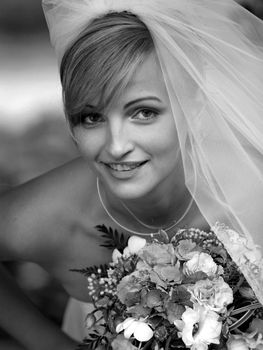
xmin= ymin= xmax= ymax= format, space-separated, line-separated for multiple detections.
xmin=150 ymin=118 xmax=179 ymax=159
xmin=73 ymin=128 xmax=105 ymax=160
xmin=159 ymin=134 xmax=180 ymax=167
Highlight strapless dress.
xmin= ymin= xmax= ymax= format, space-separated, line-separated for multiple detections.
xmin=62 ymin=298 xmax=94 ymax=341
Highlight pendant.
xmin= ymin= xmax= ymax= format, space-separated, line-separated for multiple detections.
xmin=158 ymin=229 xmax=170 ymax=243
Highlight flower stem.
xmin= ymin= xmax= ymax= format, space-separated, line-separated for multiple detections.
xmin=229 ymin=303 xmax=262 ymax=330
xmin=231 ymin=302 xmax=262 ymax=316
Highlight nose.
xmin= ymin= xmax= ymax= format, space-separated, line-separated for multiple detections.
xmin=106 ymin=119 xmax=134 ymax=159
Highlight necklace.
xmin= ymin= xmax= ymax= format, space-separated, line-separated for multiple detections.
xmin=96 ymin=177 xmax=194 ymax=238
xmin=120 ymin=197 xmax=193 ymax=231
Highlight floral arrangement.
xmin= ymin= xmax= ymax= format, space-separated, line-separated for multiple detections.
xmin=74 ymin=225 xmax=263 ymax=350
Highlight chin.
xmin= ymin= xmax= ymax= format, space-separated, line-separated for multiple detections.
xmin=105 ymin=178 xmax=155 ymax=200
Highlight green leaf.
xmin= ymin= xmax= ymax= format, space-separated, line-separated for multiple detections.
xmin=77 ymin=334 xmax=109 ymax=350
xmin=70 ymin=264 xmax=109 ymax=277
xmin=96 ymin=224 xmax=129 ymax=253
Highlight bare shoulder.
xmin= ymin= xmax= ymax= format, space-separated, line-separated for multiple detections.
xmin=0 ymin=157 xmax=98 ymax=263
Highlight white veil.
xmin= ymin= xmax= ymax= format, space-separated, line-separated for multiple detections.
xmin=42 ymin=0 xmax=263 ymax=303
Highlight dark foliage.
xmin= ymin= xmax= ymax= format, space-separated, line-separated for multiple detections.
xmin=96 ymin=224 xmax=129 ymax=253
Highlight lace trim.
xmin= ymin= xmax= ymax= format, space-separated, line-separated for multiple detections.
xmin=212 ymin=223 xmax=263 ymax=306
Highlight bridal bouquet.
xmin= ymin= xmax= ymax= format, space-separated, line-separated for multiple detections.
xmin=74 ymin=224 xmax=263 ymax=350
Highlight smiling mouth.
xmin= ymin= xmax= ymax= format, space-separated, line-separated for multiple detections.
xmin=103 ymin=161 xmax=148 ymax=171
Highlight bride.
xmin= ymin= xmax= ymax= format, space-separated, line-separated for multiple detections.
xmin=0 ymin=0 xmax=262 ymax=348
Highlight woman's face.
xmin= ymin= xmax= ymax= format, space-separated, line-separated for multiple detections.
xmin=73 ymin=53 xmax=182 ymax=200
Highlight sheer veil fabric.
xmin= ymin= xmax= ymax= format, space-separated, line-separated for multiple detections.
xmin=42 ymin=0 xmax=263 ymax=303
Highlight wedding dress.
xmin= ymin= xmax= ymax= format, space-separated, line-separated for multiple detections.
xmin=62 ymin=298 xmax=93 ymax=341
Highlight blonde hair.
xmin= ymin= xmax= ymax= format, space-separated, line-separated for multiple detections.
xmin=60 ymin=12 xmax=154 ymax=128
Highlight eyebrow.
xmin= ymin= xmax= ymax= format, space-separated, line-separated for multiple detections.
xmin=84 ymin=96 xmax=162 ymax=111
xmin=124 ymin=97 xmax=162 ymax=109
xmin=85 ymin=104 xmax=95 ymax=109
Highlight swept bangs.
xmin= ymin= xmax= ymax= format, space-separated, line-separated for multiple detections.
xmin=60 ymin=12 xmax=154 ymax=128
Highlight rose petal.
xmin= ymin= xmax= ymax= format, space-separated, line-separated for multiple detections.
xmin=128 ymin=236 xmax=147 ymax=254
xmin=124 ymin=321 xmax=138 ymax=339
xmin=133 ymin=322 xmax=154 ymax=342
xmin=123 ymin=247 xmax=131 ymax=258
xmin=112 ymin=248 xmax=122 ymax=263
xmin=116 ymin=317 xmax=135 ymax=333
xmin=174 ymin=319 xmax=184 ymax=331
xmin=227 ymin=339 xmax=250 ymax=350
xmin=122 ymin=317 xmax=136 ymax=329
xmin=116 ymin=323 xmax=124 ymax=333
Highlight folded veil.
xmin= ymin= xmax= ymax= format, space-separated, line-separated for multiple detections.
xmin=42 ymin=0 xmax=263 ymax=303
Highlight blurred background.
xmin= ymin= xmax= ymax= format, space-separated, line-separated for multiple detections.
xmin=0 ymin=0 xmax=78 ymax=349
xmin=0 ymin=0 xmax=262 ymax=349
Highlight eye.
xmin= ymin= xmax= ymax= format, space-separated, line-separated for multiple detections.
xmin=80 ymin=112 xmax=105 ymax=128
xmin=132 ymin=109 xmax=158 ymax=121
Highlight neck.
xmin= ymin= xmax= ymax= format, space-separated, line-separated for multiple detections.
xmin=124 ymin=185 xmax=191 ymax=228
xmin=101 ymin=175 xmax=193 ymax=230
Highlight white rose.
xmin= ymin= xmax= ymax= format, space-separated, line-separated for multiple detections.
xmin=213 ymin=278 xmax=233 ymax=312
xmin=183 ymin=252 xmax=218 ymax=277
xmin=127 ymin=236 xmax=147 ymax=254
xmin=188 ymin=277 xmax=233 ymax=313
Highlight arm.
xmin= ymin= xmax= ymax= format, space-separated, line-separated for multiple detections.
xmin=0 ymin=166 xmax=81 ymax=349
xmin=0 ymin=263 xmax=78 ymax=350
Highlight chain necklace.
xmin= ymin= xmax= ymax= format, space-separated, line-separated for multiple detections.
xmin=96 ymin=177 xmax=194 ymax=238
xmin=120 ymin=196 xmax=193 ymax=231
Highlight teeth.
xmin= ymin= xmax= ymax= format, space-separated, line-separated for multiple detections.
xmin=107 ymin=162 xmax=143 ymax=171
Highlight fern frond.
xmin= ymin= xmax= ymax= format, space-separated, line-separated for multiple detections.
xmin=77 ymin=334 xmax=110 ymax=350
xmin=96 ymin=224 xmax=128 ymax=253
xmin=76 ymin=335 xmax=100 ymax=350
xmin=70 ymin=264 xmax=109 ymax=277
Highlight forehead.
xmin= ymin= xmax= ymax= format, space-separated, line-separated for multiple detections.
xmin=124 ymin=53 xmax=169 ymax=102
xmin=90 ymin=52 xmax=171 ymax=112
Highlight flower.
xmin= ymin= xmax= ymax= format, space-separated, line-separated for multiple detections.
xmin=153 ymin=262 xmax=182 ymax=284
xmin=112 ymin=248 xmax=122 ymax=264
xmin=188 ymin=277 xmax=233 ymax=312
xmin=183 ymin=252 xmax=219 ymax=277
xmin=227 ymin=338 xmax=250 ymax=350
xmin=123 ymin=236 xmax=147 ymax=258
xmin=116 ymin=317 xmax=154 ymax=342
xmin=111 ymin=335 xmax=137 ymax=350
xmin=138 ymin=242 xmax=175 ymax=266
xmin=177 ymin=304 xmax=222 ymax=350
xmin=117 ymin=273 xmax=144 ymax=306
xmin=250 ymin=319 xmax=263 ymax=334
xmin=227 ymin=332 xmax=263 ymax=350
xmin=174 ymin=239 xmax=200 ymax=261
xmin=77 ymin=225 xmax=263 ymax=350
xmin=165 ymin=301 xmax=185 ymax=323
xmin=145 ymin=289 xmax=164 ymax=308
xmin=128 ymin=236 xmax=147 ymax=254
